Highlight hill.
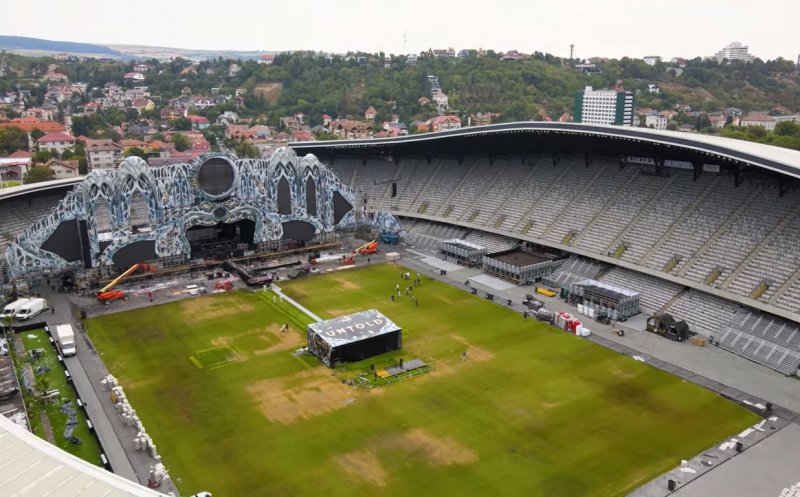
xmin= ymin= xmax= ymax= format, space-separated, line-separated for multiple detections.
xmin=0 ymin=35 xmax=123 ymax=58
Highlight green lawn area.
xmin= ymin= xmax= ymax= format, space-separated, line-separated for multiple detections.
xmin=15 ymin=329 xmax=103 ymax=465
xmin=86 ymin=263 xmax=760 ymax=497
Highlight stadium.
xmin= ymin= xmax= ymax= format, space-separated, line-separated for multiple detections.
xmin=1 ymin=122 xmax=799 ymax=497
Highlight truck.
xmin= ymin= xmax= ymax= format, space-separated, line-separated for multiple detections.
xmin=55 ymin=324 xmax=76 ymax=357
xmin=15 ymin=298 xmax=48 ymax=321
xmin=1 ymin=297 xmax=30 ymax=319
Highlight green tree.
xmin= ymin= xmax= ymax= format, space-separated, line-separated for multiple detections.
xmin=0 ymin=126 xmax=28 ymax=154
xmin=172 ymin=133 xmax=190 ymax=152
xmin=23 ymin=166 xmax=55 ymax=184
xmin=170 ymin=117 xmax=192 ymax=131
xmin=33 ymin=150 xmax=57 ymax=163
xmin=29 ymin=127 xmax=45 ymax=142
xmin=234 ymin=140 xmax=259 ymax=158
xmin=124 ymin=147 xmax=146 ymax=158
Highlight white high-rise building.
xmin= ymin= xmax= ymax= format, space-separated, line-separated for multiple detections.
xmin=714 ymin=42 xmax=755 ymax=63
xmin=574 ymin=86 xmax=635 ymax=126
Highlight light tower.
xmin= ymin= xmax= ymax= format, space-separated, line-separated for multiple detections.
xmin=570 ymin=44 xmax=574 ymax=63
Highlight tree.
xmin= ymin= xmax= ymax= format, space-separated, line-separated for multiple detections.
xmin=23 ymin=166 xmax=55 ymax=184
xmin=29 ymin=127 xmax=45 ymax=142
xmin=124 ymin=147 xmax=146 ymax=158
xmin=234 ymin=140 xmax=259 ymax=158
xmin=33 ymin=150 xmax=57 ymax=164
xmin=0 ymin=126 xmax=28 ymax=154
xmin=170 ymin=117 xmax=192 ymax=131
xmin=172 ymin=133 xmax=190 ymax=151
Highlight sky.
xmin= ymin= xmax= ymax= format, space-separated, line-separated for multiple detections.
xmin=1 ymin=0 xmax=797 ymax=61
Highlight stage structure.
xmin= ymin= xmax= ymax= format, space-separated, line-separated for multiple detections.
xmin=307 ymin=309 xmax=402 ymax=367
xmin=437 ymin=239 xmax=486 ymax=267
xmin=482 ymin=248 xmax=559 ymax=285
xmin=5 ymin=148 xmax=366 ymax=278
xmin=568 ymin=279 xmax=640 ymax=320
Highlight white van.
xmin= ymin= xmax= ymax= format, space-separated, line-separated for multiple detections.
xmin=15 ymin=298 xmax=48 ymax=321
xmin=1 ymin=298 xmax=30 ymax=319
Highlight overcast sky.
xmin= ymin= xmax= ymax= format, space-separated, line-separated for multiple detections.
xmin=2 ymin=0 xmax=797 ymax=61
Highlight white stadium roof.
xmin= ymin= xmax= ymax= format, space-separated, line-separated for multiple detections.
xmin=0 ymin=414 xmax=161 ymax=497
xmin=291 ymin=122 xmax=800 ymax=179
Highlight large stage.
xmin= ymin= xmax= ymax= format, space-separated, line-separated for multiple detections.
xmin=307 ymin=309 xmax=402 ymax=367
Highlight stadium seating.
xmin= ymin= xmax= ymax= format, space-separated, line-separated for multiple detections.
xmin=715 ymin=309 xmax=800 ymax=375
xmin=599 ymin=266 xmax=684 ymax=315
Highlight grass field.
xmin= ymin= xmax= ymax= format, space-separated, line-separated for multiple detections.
xmin=86 ymin=264 xmax=760 ymax=497
xmin=15 ymin=329 xmax=103 ymax=465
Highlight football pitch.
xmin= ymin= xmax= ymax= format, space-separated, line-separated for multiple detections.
xmin=86 ymin=263 xmax=759 ymax=496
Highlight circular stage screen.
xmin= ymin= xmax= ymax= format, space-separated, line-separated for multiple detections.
xmin=197 ymin=157 xmax=235 ymax=196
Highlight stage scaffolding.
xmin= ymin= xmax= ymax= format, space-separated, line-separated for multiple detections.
xmin=568 ymin=279 xmax=640 ymax=320
xmin=437 ymin=239 xmax=487 ymax=267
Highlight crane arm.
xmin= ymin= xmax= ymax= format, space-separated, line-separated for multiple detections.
xmin=98 ymin=263 xmax=143 ymax=294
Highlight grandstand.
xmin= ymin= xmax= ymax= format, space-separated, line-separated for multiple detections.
xmin=293 ymin=122 xmax=800 ymax=375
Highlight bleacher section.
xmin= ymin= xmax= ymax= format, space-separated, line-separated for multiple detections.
xmin=664 ymin=290 xmax=739 ymax=337
xmin=543 ymin=256 xmax=606 ymax=289
xmin=0 ymin=191 xmax=66 ymax=258
xmin=463 ymin=231 xmax=516 ymax=254
xmin=716 ymin=310 xmax=800 ymax=375
xmin=600 ymin=266 xmax=684 ymax=315
xmin=340 ymin=155 xmax=800 ymax=319
xmin=401 ymin=220 xmax=468 ymax=251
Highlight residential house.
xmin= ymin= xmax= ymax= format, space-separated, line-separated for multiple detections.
xmin=290 ymin=130 xmax=315 ymax=142
xmin=123 ymin=72 xmax=145 ymax=81
xmin=45 ymin=158 xmax=80 ymax=178
xmin=280 ymin=116 xmax=307 ymax=132
xmin=418 ymin=96 xmax=430 ymax=106
xmin=364 ymin=106 xmax=377 ymax=120
xmin=227 ymin=124 xmax=258 ymax=141
xmin=21 ymin=107 xmax=54 ymax=121
xmin=120 ymin=139 xmax=151 ymax=153
xmin=470 ymin=112 xmax=500 ymax=126
xmin=0 ymin=152 xmax=33 ymax=181
xmin=645 ymin=114 xmax=668 ymax=130
xmin=406 ymin=54 xmax=418 ymax=65
xmin=259 ymin=54 xmax=275 ymax=65
xmin=85 ymin=139 xmax=123 ymax=170
xmin=432 ymin=48 xmax=455 ymax=58
xmin=502 ymin=50 xmax=524 ymax=61
xmin=708 ymin=113 xmax=727 ymax=129
xmin=228 ymin=63 xmax=240 ymax=77
xmin=217 ymin=111 xmax=240 ymax=126
xmin=329 ymin=119 xmax=372 ymax=139
xmin=191 ymin=96 xmax=215 ymax=110
xmin=188 ymin=115 xmax=210 ymax=130
xmin=43 ymin=72 xmax=68 ymax=83
xmin=131 ymin=98 xmax=155 ymax=113
xmin=432 ymin=91 xmax=449 ymax=109
xmin=740 ymin=111 xmax=777 ymax=130
xmin=647 ymin=84 xmax=660 ymax=94
xmin=321 ymin=113 xmax=332 ymax=126
xmin=642 ymin=56 xmax=661 ymax=66
xmin=427 ymin=115 xmax=461 ymax=132
xmin=37 ymin=132 xmax=76 ymax=154
xmin=409 ymin=120 xmax=429 ymax=132
xmin=133 ymin=64 xmax=150 ymax=73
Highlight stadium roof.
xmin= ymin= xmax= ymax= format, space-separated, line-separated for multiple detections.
xmin=0 ymin=177 xmax=82 ymax=201
xmin=290 ymin=122 xmax=800 ymax=180
xmin=0 ymin=414 xmax=162 ymax=497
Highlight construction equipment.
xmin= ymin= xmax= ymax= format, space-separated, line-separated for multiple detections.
xmin=214 ymin=280 xmax=234 ymax=291
xmin=341 ymin=254 xmax=355 ymax=266
xmin=353 ymin=240 xmax=379 ymax=255
xmin=96 ymin=263 xmax=156 ymax=305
